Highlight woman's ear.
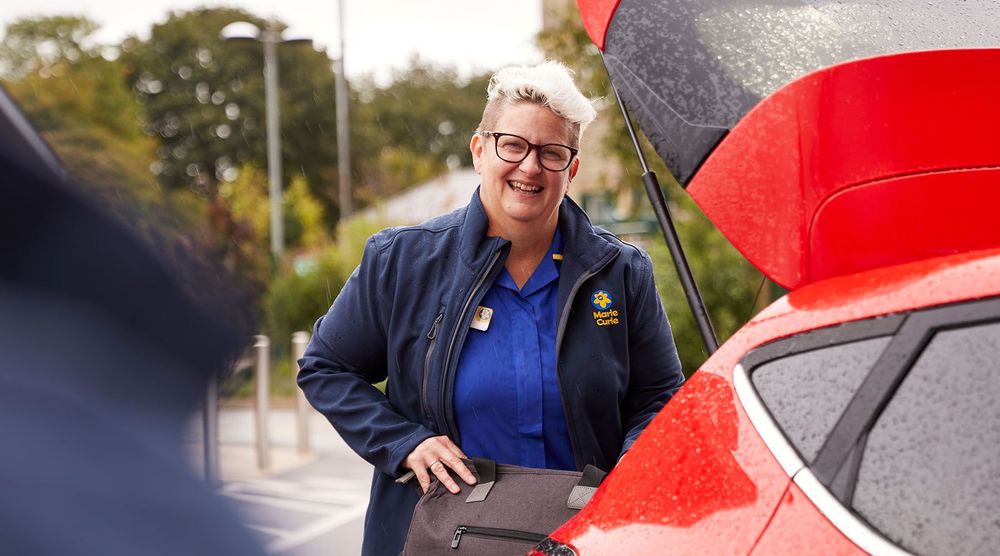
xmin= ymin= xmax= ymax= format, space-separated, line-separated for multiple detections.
xmin=568 ymin=156 xmax=581 ymax=183
xmin=470 ymin=133 xmax=484 ymax=174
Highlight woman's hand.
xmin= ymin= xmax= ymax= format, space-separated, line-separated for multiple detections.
xmin=403 ymin=436 xmax=477 ymax=494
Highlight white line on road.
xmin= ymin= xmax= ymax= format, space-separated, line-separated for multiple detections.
xmin=268 ymin=504 xmax=368 ymax=554
xmin=223 ymin=479 xmax=368 ymax=504
xmin=221 ymin=475 xmax=370 ymax=554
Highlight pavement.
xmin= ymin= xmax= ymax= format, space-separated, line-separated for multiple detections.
xmin=187 ymin=403 xmax=372 ymax=555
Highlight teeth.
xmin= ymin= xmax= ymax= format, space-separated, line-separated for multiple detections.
xmin=509 ymin=181 xmax=541 ymax=193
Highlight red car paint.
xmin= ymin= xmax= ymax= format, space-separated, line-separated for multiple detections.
xmin=576 ymin=0 xmax=621 ymax=50
xmin=544 ymin=248 xmax=1000 ymax=554
xmin=536 ymin=4 xmax=1000 ymax=554
xmin=748 ymin=483 xmax=862 ymax=556
xmin=688 ymin=49 xmax=1000 ymax=290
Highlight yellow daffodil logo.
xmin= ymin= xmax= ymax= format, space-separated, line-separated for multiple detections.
xmin=591 ymin=290 xmax=613 ymax=310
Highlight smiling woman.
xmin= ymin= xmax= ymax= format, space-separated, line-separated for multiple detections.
xmin=297 ymin=60 xmax=686 ymax=555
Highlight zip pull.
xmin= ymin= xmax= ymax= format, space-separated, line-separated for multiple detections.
xmin=428 ymin=313 xmax=444 ymax=340
xmin=451 ymin=526 xmax=467 ymax=549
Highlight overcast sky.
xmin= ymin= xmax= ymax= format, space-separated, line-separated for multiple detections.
xmin=0 ymin=0 xmax=544 ymax=82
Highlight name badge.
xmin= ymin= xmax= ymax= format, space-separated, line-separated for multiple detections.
xmin=470 ymin=306 xmax=493 ymax=332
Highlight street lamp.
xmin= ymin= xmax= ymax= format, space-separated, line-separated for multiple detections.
xmin=221 ymin=21 xmax=310 ymax=262
xmin=333 ymin=0 xmax=352 ymax=219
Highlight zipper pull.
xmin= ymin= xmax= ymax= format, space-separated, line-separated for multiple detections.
xmin=428 ymin=313 xmax=444 ymax=340
xmin=451 ymin=526 xmax=466 ymax=549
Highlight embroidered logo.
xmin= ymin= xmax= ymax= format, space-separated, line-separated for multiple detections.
xmin=590 ymin=290 xmax=620 ymax=327
xmin=591 ymin=290 xmax=613 ymax=310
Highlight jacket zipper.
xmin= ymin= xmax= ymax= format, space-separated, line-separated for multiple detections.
xmin=451 ymin=525 xmax=546 ymax=549
xmin=421 ymin=312 xmax=444 ymax=423
xmin=554 ymin=251 xmax=619 ymax=468
xmin=439 ymin=247 xmax=505 ymax=443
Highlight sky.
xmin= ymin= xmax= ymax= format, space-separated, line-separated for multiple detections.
xmin=0 ymin=0 xmax=545 ymax=83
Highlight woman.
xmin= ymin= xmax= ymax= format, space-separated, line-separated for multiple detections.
xmin=298 ymin=61 xmax=684 ymax=555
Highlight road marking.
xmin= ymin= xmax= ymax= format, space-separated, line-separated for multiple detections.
xmin=221 ymin=475 xmax=369 ymax=554
xmin=269 ymin=504 xmax=368 ymax=553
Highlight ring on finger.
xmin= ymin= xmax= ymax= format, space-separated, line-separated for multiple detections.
xmin=429 ymin=459 xmax=444 ymax=469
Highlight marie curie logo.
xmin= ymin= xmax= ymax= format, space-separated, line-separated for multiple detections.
xmin=591 ymin=290 xmax=619 ymax=327
xmin=591 ymin=290 xmax=613 ymax=310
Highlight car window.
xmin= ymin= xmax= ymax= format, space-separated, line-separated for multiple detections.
xmin=751 ymin=337 xmax=892 ymax=462
xmin=852 ymin=320 xmax=1000 ymax=556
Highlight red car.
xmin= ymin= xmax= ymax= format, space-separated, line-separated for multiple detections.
xmin=534 ymin=1 xmax=1000 ymax=554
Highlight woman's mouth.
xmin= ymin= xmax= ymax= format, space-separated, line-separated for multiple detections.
xmin=508 ymin=180 xmax=541 ymax=193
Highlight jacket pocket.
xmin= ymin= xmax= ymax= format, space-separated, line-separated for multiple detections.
xmin=421 ymin=311 xmax=445 ymax=423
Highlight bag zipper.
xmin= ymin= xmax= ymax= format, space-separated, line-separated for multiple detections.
xmin=451 ymin=525 xmax=546 ymax=549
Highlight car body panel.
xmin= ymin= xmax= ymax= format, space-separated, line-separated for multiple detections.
xmin=748 ymin=484 xmax=863 ymax=556
xmin=551 ymin=370 xmax=791 ymax=554
xmin=688 ymin=49 xmax=1000 ymax=290
xmin=559 ymin=2 xmax=1000 ymax=554
xmin=546 ymin=248 xmax=1000 ymax=554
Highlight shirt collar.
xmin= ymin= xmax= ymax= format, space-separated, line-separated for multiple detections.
xmin=497 ymin=228 xmax=563 ymax=296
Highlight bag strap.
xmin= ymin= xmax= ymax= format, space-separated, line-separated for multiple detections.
xmin=567 ymin=464 xmax=606 ymax=510
xmin=464 ymin=457 xmax=496 ymax=503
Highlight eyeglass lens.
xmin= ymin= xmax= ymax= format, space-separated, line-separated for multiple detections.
xmin=494 ymin=134 xmax=573 ymax=171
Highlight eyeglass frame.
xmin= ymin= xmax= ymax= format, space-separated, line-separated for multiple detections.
xmin=479 ymin=131 xmax=579 ymax=172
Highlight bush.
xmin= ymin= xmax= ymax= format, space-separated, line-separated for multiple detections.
xmin=649 ymin=194 xmax=764 ymax=376
xmin=262 ymin=216 xmax=390 ymax=395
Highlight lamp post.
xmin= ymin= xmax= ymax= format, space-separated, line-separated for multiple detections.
xmin=221 ymin=21 xmax=310 ymax=262
xmin=333 ymin=0 xmax=352 ymax=219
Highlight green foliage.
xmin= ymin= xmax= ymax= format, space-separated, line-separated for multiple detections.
xmin=285 ymin=175 xmax=331 ymax=250
xmin=262 ymin=216 xmax=388 ymax=395
xmin=1 ymin=23 xmax=173 ymax=245
xmin=351 ymin=59 xmax=491 ymax=201
xmin=648 ymin=193 xmax=763 ymax=374
xmin=0 ymin=15 xmax=100 ymax=79
xmin=119 ymin=8 xmax=341 ymax=208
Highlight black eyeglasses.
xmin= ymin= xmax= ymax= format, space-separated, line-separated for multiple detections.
xmin=481 ymin=131 xmax=578 ymax=172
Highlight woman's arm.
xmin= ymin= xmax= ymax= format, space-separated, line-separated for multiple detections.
xmin=297 ymin=237 xmax=437 ymax=476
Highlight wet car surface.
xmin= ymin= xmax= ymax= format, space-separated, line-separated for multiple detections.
xmin=534 ymin=1 xmax=1000 ymax=554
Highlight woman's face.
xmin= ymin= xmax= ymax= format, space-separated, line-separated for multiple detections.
xmin=470 ymin=102 xmax=580 ymax=236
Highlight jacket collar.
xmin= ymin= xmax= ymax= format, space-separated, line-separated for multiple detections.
xmin=458 ymin=188 xmax=506 ymax=267
xmin=557 ymin=195 xmax=619 ymax=274
xmin=459 ymin=187 xmax=619 ymax=273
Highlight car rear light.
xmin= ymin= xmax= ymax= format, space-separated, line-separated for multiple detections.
xmin=530 ymin=537 xmax=578 ymax=556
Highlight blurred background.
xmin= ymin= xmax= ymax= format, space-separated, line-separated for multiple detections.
xmin=0 ymin=1 xmax=766 ymax=552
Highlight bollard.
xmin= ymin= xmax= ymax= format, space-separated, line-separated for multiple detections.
xmin=254 ymin=334 xmax=271 ymax=471
xmin=203 ymin=371 xmax=220 ymax=484
xmin=291 ymin=331 xmax=312 ymax=455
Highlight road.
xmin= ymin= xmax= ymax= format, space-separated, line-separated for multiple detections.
xmin=189 ymin=406 xmax=372 ymax=555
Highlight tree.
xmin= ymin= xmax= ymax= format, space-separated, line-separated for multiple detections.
xmin=120 ymin=8 xmax=342 ymax=216
xmin=1 ymin=16 xmax=169 ymax=230
xmin=1 ymin=15 xmax=267 ymax=312
xmin=350 ymin=59 xmax=491 ymax=202
xmin=0 ymin=15 xmax=100 ymax=79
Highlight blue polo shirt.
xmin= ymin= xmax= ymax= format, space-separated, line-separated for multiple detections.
xmin=453 ymin=231 xmax=575 ymax=470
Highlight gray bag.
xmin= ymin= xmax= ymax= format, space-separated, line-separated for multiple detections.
xmin=402 ymin=458 xmax=605 ymax=555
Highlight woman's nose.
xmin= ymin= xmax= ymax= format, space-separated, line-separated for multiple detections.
xmin=518 ymin=147 xmax=544 ymax=175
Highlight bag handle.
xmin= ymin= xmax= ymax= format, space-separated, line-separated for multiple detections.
xmin=464 ymin=458 xmax=496 ymax=503
xmin=567 ymin=464 xmax=606 ymax=509
xmin=463 ymin=458 xmax=606 ymax=509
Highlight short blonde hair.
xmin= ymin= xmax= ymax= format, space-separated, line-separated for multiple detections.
xmin=476 ymin=61 xmax=597 ymax=148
